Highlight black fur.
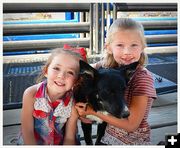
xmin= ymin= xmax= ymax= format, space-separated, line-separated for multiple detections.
xmin=73 ymin=60 xmax=138 ymax=145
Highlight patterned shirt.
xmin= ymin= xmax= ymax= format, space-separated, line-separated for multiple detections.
xmin=101 ymin=65 xmax=157 ymax=145
xmin=17 ymin=81 xmax=74 ymax=145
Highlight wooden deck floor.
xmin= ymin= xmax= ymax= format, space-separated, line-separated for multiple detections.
xmin=3 ymin=92 xmax=177 ymax=145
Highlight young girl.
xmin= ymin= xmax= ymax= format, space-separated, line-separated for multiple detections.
xmin=17 ymin=47 xmax=86 ymax=145
xmin=75 ymin=18 xmax=157 ymax=145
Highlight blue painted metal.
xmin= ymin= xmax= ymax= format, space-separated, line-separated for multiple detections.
xmin=104 ymin=29 xmax=177 ymax=37
xmin=153 ymin=73 xmax=177 ymax=95
xmin=144 ymin=30 xmax=177 ymax=35
xmin=3 ymin=19 xmax=78 ymax=24
xmin=147 ymin=43 xmax=177 ymax=47
xmin=65 ymin=12 xmax=74 ymax=20
xmin=65 ymin=12 xmax=80 ymax=21
xmin=3 ymin=12 xmax=80 ymax=24
xmin=103 ymin=3 xmax=114 ymax=10
xmin=3 ymin=34 xmax=80 ymax=41
xmin=3 ymin=13 xmax=177 ymax=53
xmin=132 ymin=17 xmax=177 ymax=21
xmin=3 ymin=12 xmax=81 ymax=42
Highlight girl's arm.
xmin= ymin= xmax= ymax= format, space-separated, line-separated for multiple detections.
xmin=21 ymin=85 xmax=37 ymax=144
xmin=75 ymin=95 xmax=148 ymax=132
xmin=63 ymin=105 xmax=79 ymax=145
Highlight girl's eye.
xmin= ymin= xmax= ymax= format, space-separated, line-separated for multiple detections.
xmin=131 ymin=44 xmax=138 ymax=47
xmin=117 ymin=44 xmax=123 ymax=47
xmin=67 ymin=71 xmax=75 ymax=76
xmin=53 ymin=67 xmax=60 ymax=71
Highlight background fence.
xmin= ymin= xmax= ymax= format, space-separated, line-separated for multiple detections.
xmin=3 ymin=3 xmax=177 ymax=109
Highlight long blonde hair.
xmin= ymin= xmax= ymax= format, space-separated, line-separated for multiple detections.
xmin=36 ymin=48 xmax=83 ymax=83
xmin=103 ymin=18 xmax=148 ymax=68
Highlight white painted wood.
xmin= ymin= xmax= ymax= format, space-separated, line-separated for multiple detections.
xmin=152 ymin=92 xmax=177 ymax=107
xmin=151 ymin=125 xmax=177 ymax=145
xmin=148 ymin=104 xmax=177 ymax=127
xmin=3 ymin=109 xmax=21 ymax=126
xmin=3 ymin=125 xmax=20 ymax=145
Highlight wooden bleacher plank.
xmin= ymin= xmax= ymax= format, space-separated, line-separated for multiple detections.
xmin=3 ymin=109 xmax=21 ymax=126
xmin=5 ymin=100 xmax=177 ymax=128
xmin=152 ymin=92 xmax=177 ymax=107
xmin=3 ymin=125 xmax=20 ymax=145
xmin=148 ymin=104 xmax=177 ymax=128
xmin=151 ymin=125 xmax=177 ymax=145
xmin=3 ymin=92 xmax=177 ymax=145
xmin=4 ymin=124 xmax=177 ymax=145
xmin=153 ymin=73 xmax=177 ymax=95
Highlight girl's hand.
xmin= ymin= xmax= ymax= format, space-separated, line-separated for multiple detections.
xmin=79 ymin=116 xmax=93 ymax=124
xmin=75 ymin=102 xmax=96 ymax=116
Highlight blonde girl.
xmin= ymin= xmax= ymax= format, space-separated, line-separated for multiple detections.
xmin=75 ymin=18 xmax=157 ymax=145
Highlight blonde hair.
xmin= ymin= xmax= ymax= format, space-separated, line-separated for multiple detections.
xmin=36 ymin=48 xmax=83 ymax=83
xmin=103 ymin=18 xmax=148 ymax=68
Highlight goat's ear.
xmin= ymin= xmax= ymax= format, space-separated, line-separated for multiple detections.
xmin=126 ymin=61 xmax=139 ymax=71
xmin=79 ymin=60 xmax=99 ymax=78
xmin=116 ymin=62 xmax=139 ymax=82
xmin=125 ymin=61 xmax=139 ymax=81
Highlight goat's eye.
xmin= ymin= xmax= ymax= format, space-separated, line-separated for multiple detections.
xmin=106 ymin=90 xmax=114 ymax=95
xmin=106 ymin=90 xmax=110 ymax=93
xmin=110 ymin=92 xmax=114 ymax=95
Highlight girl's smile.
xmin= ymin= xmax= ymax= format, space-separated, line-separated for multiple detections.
xmin=54 ymin=80 xmax=65 ymax=87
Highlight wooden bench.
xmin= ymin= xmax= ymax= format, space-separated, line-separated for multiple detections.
xmin=3 ymin=92 xmax=177 ymax=145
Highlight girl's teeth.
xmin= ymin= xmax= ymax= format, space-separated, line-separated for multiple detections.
xmin=56 ymin=82 xmax=64 ymax=86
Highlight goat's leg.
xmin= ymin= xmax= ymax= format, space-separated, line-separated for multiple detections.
xmin=81 ymin=122 xmax=93 ymax=145
xmin=95 ymin=122 xmax=107 ymax=145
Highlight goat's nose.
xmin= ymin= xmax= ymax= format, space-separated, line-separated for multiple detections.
xmin=121 ymin=106 xmax=130 ymax=118
xmin=121 ymin=110 xmax=130 ymax=118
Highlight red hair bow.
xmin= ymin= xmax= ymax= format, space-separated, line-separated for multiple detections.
xmin=63 ymin=44 xmax=87 ymax=62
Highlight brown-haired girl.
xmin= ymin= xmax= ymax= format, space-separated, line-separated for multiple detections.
xmin=17 ymin=47 xmax=85 ymax=145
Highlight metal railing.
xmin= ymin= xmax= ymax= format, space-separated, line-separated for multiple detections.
xmin=3 ymin=3 xmax=177 ymax=110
